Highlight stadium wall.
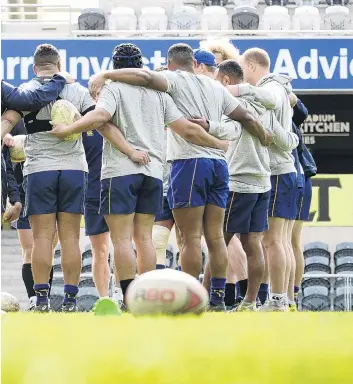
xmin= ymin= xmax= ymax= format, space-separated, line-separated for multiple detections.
xmin=1 ymin=37 xmax=353 ymax=91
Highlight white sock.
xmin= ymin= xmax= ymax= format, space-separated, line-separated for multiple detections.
xmin=270 ymin=293 xmax=285 ymax=301
xmin=112 ymin=287 xmax=123 ymax=302
xmin=29 ymin=296 xmax=36 ymax=306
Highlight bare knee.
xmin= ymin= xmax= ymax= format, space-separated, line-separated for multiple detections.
xmin=241 ymin=233 xmax=263 ymax=249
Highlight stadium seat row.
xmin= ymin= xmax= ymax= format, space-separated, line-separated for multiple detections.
xmin=76 ymin=5 xmax=352 ymax=31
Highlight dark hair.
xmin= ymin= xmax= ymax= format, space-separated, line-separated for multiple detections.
xmin=217 ymin=59 xmax=244 ymax=82
xmin=204 ymin=64 xmax=216 ymax=73
xmin=167 ymin=43 xmax=194 ymax=67
xmin=33 ymin=44 xmax=60 ymax=68
xmin=112 ymin=43 xmax=143 ymax=69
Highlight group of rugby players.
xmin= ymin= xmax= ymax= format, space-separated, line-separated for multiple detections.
xmin=1 ymin=38 xmax=316 ymax=313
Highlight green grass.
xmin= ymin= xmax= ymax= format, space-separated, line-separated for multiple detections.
xmin=2 ymin=312 xmax=353 ymax=384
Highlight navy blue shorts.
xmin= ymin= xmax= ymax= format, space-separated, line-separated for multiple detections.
xmin=100 ymin=174 xmax=163 ymax=215
xmin=167 ymin=158 xmax=229 ymax=210
xmin=23 ymin=170 xmax=87 ymax=216
xmin=84 ymin=199 xmax=109 ymax=236
xmin=155 ymin=196 xmax=173 ymax=222
xmin=17 ymin=205 xmax=31 ymax=230
xmin=296 ymin=177 xmax=312 ymax=221
xmin=224 ymin=190 xmax=271 ymax=234
xmin=268 ymin=173 xmax=297 ymax=220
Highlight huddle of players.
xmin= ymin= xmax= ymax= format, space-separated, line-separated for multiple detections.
xmin=1 ymin=39 xmax=316 ymax=313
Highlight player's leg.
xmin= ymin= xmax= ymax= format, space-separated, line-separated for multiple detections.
xmin=292 ymin=177 xmax=312 ymax=304
xmin=153 ymin=196 xmax=174 ymax=269
xmin=286 ymin=220 xmax=296 ymax=306
xmin=133 ymin=175 xmax=164 ymax=274
xmin=84 ymin=199 xmax=110 ymax=298
xmin=203 ymin=159 xmax=230 ymax=310
xmin=171 ymin=207 xmax=204 ymax=277
xmin=262 ymin=217 xmax=286 ymax=311
xmin=167 ymin=159 xmax=208 ymax=278
xmin=24 ymin=171 xmax=57 ymax=311
xmin=57 ymin=170 xmax=86 ymax=312
xmin=101 ymin=175 xmax=141 ymax=302
xmin=17 ymin=207 xmax=36 ymax=310
xmin=258 ymin=245 xmax=270 ymax=305
xmin=292 ymin=220 xmax=304 ymax=303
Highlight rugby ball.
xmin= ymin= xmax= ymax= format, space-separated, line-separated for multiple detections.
xmin=9 ymin=135 xmax=26 ymax=163
xmin=51 ymin=99 xmax=81 ymax=142
xmin=126 ymin=269 xmax=208 ymax=315
xmin=1 ymin=292 xmax=20 ymax=312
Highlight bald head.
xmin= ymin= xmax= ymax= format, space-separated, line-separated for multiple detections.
xmin=239 ymin=48 xmax=271 ymax=85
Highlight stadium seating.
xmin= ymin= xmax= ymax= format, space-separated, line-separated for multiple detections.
xmin=1 ymin=21 xmax=72 ymax=36
xmin=292 ymin=5 xmax=321 ymax=30
xmin=109 ymin=7 xmax=138 ymax=30
xmin=77 ymin=278 xmax=99 ymax=312
xmin=232 ymin=6 xmax=260 ymax=30
xmin=139 ymin=6 xmax=169 ymax=30
xmin=324 ymin=5 xmax=351 ymax=29
xmin=301 ymin=277 xmax=331 ymax=311
xmin=304 ymin=242 xmax=331 ymax=268
xmin=203 ymin=0 xmax=229 ymax=5
xmin=201 ymin=5 xmax=229 ymax=30
xmin=334 ymin=242 xmax=353 ymax=268
xmin=78 ymin=8 xmax=107 ymax=30
xmin=168 ymin=5 xmax=200 ymax=30
xmin=333 ymin=277 xmax=353 ymax=311
xmin=263 ymin=6 xmax=291 ymax=30
xmin=50 ymin=278 xmax=65 ymax=312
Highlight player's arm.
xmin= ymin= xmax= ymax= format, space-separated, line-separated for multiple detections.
xmin=97 ymin=123 xmax=150 ymax=165
xmin=270 ymin=112 xmax=299 ymax=151
xmin=168 ymin=118 xmax=228 ymax=152
xmin=189 ymin=117 xmax=240 ymax=141
xmin=1 ymin=75 xmax=67 ymax=112
xmin=89 ymin=69 xmax=168 ymax=98
xmin=1 ymin=110 xmax=22 ymax=139
xmin=2 ymin=147 xmax=22 ymax=223
xmin=227 ymin=84 xmax=277 ymax=110
xmin=292 ymin=98 xmax=308 ymax=127
xmin=227 ymin=104 xmax=272 ymax=146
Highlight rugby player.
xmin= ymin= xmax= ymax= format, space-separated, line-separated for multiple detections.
xmin=50 ymin=43 xmax=229 ymax=307
xmin=88 ymin=43 xmax=272 ymax=311
xmin=193 ymin=49 xmax=217 ymax=78
xmin=1 ymin=44 xmax=94 ymax=312
xmin=200 ymin=38 xmax=240 ymax=65
xmin=194 ymin=60 xmax=299 ymax=311
xmin=1 ymin=72 xmax=69 ymax=310
xmin=291 ymin=96 xmax=316 ymax=306
xmin=239 ymin=48 xmax=297 ymax=311
xmin=196 ymin=40 xmax=250 ymax=306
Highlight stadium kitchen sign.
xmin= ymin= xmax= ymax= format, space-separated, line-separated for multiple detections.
xmin=298 ymin=94 xmax=353 ymax=153
xmin=1 ymin=38 xmax=353 ymax=90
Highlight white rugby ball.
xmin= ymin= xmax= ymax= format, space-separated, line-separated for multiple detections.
xmin=126 ymin=269 xmax=208 ymax=315
xmin=9 ymin=135 xmax=26 ymax=163
xmin=51 ymin=99 xmax=81 ymax=141
xmin=1 ymin=292 xmax=20 ymax=312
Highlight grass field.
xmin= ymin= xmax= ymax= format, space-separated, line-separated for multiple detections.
xmin=2 ymin=312 xmax=353 ymax=384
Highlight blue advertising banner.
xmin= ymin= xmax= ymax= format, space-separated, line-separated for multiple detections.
xmin=1 ymin=38 xmax=353 ymax=90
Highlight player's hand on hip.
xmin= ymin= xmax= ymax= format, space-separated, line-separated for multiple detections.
xmin=49 ymin=123 xmax=71 ymax=139
xmin=128 ymin=149 xmax=150 ymax=165
xmin=89 ymin=73 xmax=106 ymax=100
xmin=56 ymin=71 xmax=75 ymax=84
xmin=2 ymin=133 xmax=14 ymax=147
xmin=188 ymin=118 xmax=209 ymax=131
xmin=4 ymin=202 xmax=22 ymax=223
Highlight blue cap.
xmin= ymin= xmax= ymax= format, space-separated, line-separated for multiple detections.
xmin=193 ymin=49 xmax=217 ymax=67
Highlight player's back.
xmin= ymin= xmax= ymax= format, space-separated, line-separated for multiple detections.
xmin=98 ymin=82 xmax=181 ymax=182
xmin=19 ymin=79 xmax=92 ymax=176
xmin=162 ymin=70 xmax=239 ymax=161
